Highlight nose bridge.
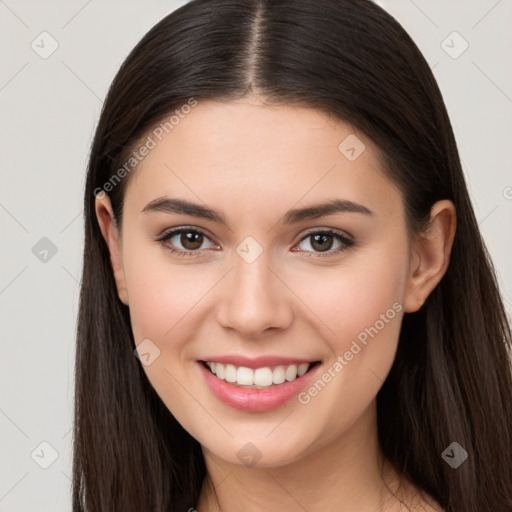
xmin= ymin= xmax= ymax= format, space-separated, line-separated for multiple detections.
xmin=216 ymin=238 xmax=292 ymax=336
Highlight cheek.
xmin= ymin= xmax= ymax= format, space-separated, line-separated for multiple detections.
xmin=124 ymin=228 xmax=409 ymax=362
xmin=121 ymin=247 xmax=212 ymax=428
xmin=117 ymin=225 xmax=409 ymax=458
xmin=286 ymin=242 xmax=408 ymax=418
xmin=287 ymin=245 xmax=408 ymax=355
xmin=121 ymin=237 xmax=210 ymax=345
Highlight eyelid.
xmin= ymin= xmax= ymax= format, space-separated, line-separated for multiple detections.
xmin=156 ymin=225 xmax=355 ymax=257
xmin=156 ymin=224 xmax=214 ymax=240
xmin=156 ymin=225 xmax=353 ymax=242
xmin=298 ymin=227 xmax=353 ymax=243
xmin=293 ymin=228 xmax=354 ymax=258
xmin=155 ymin=226 xmax=218 ymax=248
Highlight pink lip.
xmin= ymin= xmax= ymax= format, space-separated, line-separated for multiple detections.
xmin=199 ymin=355 xmax=315 ymax=369
xmin=198 ymin=361 xmax=322 ymax=412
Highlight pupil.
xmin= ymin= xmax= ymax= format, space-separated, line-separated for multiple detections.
xmin=312 ymin=234 xmax=332 ymax=252
xmin=182 ymin=232 xmax=202 ymax=250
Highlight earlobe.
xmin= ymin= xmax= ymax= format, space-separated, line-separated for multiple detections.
xmin=94 ymin=194 xmax=129 ymax=306
xmin=404 ymin=200 xmax=456 ymax=313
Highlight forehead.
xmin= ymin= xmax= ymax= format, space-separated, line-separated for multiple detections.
xmin=123 ymin=97 xmax=403 ymax=223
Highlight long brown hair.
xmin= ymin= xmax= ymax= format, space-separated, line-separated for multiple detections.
xmin=73 ymin=0 xmax=512 ymax=510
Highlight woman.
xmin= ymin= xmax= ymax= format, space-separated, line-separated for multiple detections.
xmin=73 ymin=0 xmax=512 ymax=510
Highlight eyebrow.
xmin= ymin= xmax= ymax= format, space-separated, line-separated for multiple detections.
xmin=141 ymin=196 xmax=374 ymax=225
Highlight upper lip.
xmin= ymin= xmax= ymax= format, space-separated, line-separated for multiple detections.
xmin=199 ymin=355 xmax=319 ymax=369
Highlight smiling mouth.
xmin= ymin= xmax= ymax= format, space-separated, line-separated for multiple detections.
xmin=200 ymin=360 xmax=321 ymax=389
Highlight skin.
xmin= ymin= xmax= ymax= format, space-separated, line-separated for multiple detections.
xmin=96 ymin=95 xmax=456 ymax=511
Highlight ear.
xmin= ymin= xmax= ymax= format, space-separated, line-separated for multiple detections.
xmin=404 ymin=199 xmax=456 ymax=313
xmin=95 ymin=194 xmax=129 ymax=306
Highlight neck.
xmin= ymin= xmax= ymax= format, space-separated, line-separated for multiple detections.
xmin=196 ymin=402 xmax=410 ymax=512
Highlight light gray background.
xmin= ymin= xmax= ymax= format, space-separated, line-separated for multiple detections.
xmin=1 ymin=1 xmax=511 ymax=510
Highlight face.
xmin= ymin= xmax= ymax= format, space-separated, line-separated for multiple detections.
xmin=96 ymin=96 xmax=429 ymax=468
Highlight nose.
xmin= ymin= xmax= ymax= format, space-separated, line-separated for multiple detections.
xmin=216 ymin=249 xmax=293 ymax=338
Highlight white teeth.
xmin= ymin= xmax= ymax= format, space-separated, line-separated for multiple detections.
xmin=224 ymin=364 xmax=237 ymax=383
xmin=297 ymin=363 xmax=309 ymax=377
xmin=237 ymin=366 xmax=254 ymax=385
xmin=206 ymin=361 xmax=312 ymax=388
xmin=272 ymin=366 xmax=286 ymax=384
xmin=215 ymin=363 xmax=225 ymax=380
xmin=285 ymin=364 xmax=297 ymax=381
xmin=254 ymin=367 xmax=273 ymax=387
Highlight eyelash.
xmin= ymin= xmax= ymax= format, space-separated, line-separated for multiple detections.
xmin=156 ymin=227 xmax=355 ymax=258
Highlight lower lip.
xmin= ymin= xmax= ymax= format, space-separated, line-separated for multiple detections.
xmin=198 ymin=362 xmax=321 ymax=412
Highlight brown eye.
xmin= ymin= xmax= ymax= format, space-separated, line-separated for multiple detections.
xmin=310 ymin=233 xmax=334 ymax=252
xmin=156 ymin=228 xmax=216 ymax=256
xmin=295 ymin=229 xmax=354 ymax=257
xmin=179 ymin=231 xmax=204 ymax=250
